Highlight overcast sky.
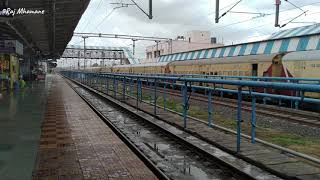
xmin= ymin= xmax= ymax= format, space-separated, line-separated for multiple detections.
xmin=68 ymin=0 xmax=320 ymax=59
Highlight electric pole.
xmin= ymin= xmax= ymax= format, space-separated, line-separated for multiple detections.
xmin=215 ymin=0 xmax=219 ymax=23
xmin=132 ymin=39 xmax=137 ymax=56
xmin=275 ymin=0 xmax=281 ymax=27
xmin=82 ymin=36 xmax=88 ymax=70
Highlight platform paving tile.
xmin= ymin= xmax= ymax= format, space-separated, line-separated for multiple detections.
xmin=120 ymin=97 xmax=320 ymax=179
xmin=32 ymin=75 xmax=158 ymax=180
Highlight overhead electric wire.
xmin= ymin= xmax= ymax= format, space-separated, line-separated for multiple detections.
xmin=80 ymin=0 xmax=104 ymax=32
xmin=228 ymin=11 xmax=271 ymax=16
xmin=217 ymin=10 xmax=320 ymax=42
xmin=217 ymin=0 xmax=242 ymax=20
xmin=280 ymin=10 xmax=309 ymax=28
xmin=210 ymin=1 xmax=320 ymax=31
xmin=284 ymin=0 xmax=306 ymax=13
xmin=281 ymin=0 xmax=309 ymax=27
xmin=92 ymin=8 xmax=116 ymax=32
xmin=208 ymin=0 xmax=245 ymax=15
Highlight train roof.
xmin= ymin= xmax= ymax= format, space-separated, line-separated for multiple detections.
xmin=283 ymin=50 xmax=320 ymax=61
xmin=167 ymin=53 xmax=278 ymax=66
xmin=114 ymin=62 xmax=169 ymax=68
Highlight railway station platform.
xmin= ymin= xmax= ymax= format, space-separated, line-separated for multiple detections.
xmin=61 ymin=71 xmax=320 ymax=179
xmin=0 ymin=75 xmax=157 ymax=180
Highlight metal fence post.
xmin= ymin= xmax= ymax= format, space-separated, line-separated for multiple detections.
xmin=93 ymin=74 xmax=95 ymax=88
xmin=220 ymin=77 xmax=224 ymax=97
xmin=88 ymin=74 xmax=90 ymax=86
xmin=154 ymin=79 xmax=157 ymax=115
xmin=183 ymin=81 xmax=188 ymax=129
xmin=237 ymin=86 xmax=242 ymax=153
xmin=116 ymin=77 xmax=119 ymax=98
xmin=86 ymin=73 xmax=88 ymax=85
xmin=139 ymin=80 xmax=142 ymax=101
xmin=251 ymin=95 xmax=256 ymax=144
xmin=149 ymin=79 xmax=153 ymax=103
xmin=96 ymin=74 xmax=98 ymax=89
xmin=92 ymin=74 xmax=94 ymax=87
xmin=278 ymin=99 xmax=282 ymax=107
xmin=106 ymin=76 xmax=109 ymax=95
xmin=208 ymin=89 xmax=213 ymax=127
xmin=100 ymin=75 xmax=103 ymax=91
xmin=87 ymin=73 xmax=89 ymax=85
xmin=113 ymin=76 xmax=116 ymax=97
xmin=123 ymin=77 xmax=126 ymax=100
xmin=263 ymin=88 xmax=267 ymax=105
xmin=295 ymin=90 xmax=299 ymax=109
xmin=136 ymin=78 xmax=140 ymax=109
xmin=163 ymin=82 xmax=167 ymax=111
xmin=129 ymin=78 xmax=133 ymax=96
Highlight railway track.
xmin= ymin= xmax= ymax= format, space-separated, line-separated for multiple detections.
xmin=140 ymin=85 xmax=320 ymax=128
xmin=65 ymin=77 xmax=281 ymax=180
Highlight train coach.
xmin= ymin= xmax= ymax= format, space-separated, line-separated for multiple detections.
xmin=104 ymin=50 xmax=320 ymax=78
xmin=93 ymin=50 xmax=320 ymax=99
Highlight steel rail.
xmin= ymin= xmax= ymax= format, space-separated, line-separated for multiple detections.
xmin=64 ymin=78 xmax=171 ymax=180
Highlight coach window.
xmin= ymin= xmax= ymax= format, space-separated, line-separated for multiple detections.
xmin=252 ymin=64 xmax=258 ymax=76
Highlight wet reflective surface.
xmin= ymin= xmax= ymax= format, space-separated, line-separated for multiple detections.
xmin=76 ymin=87 xmax=245 ymax=180
xmin=0 ymin=77 xmax=52 ymax=179
xmin=32 ymin=76 xmax=158 ymax=180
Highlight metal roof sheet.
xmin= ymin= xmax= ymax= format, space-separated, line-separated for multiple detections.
xmin=269 ymin=23 xmax=320 ymax=40
xmin=0 ymin=0 xmax=90 ymax=58
xmin=168 ymin=53 xmax=277 ymax=66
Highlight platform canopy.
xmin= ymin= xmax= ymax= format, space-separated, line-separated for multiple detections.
xmin=0 ymin=0 xmax=90 ymax=59
xmin=158 ymin=23 xmax=320 ymax=63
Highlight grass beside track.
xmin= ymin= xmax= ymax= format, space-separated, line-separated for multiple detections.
xmin=153 ymin=94 xmax=320 ymax=159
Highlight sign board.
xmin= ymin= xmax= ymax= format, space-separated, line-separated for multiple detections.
xmin=0 ymin=40 xmax=24 ymax=55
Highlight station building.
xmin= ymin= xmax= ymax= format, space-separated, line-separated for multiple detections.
xmin=144 ymin=30 xmax=224 ymax=63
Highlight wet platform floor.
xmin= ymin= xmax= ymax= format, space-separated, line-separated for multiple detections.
xmin=32 ymin=75 xmax=157 ymax=180
xmin=0 ymin=76 xmax=52 ymax=180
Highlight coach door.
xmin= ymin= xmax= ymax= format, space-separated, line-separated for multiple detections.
xmin=252 ymin=64 xmax=258 ymax=76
